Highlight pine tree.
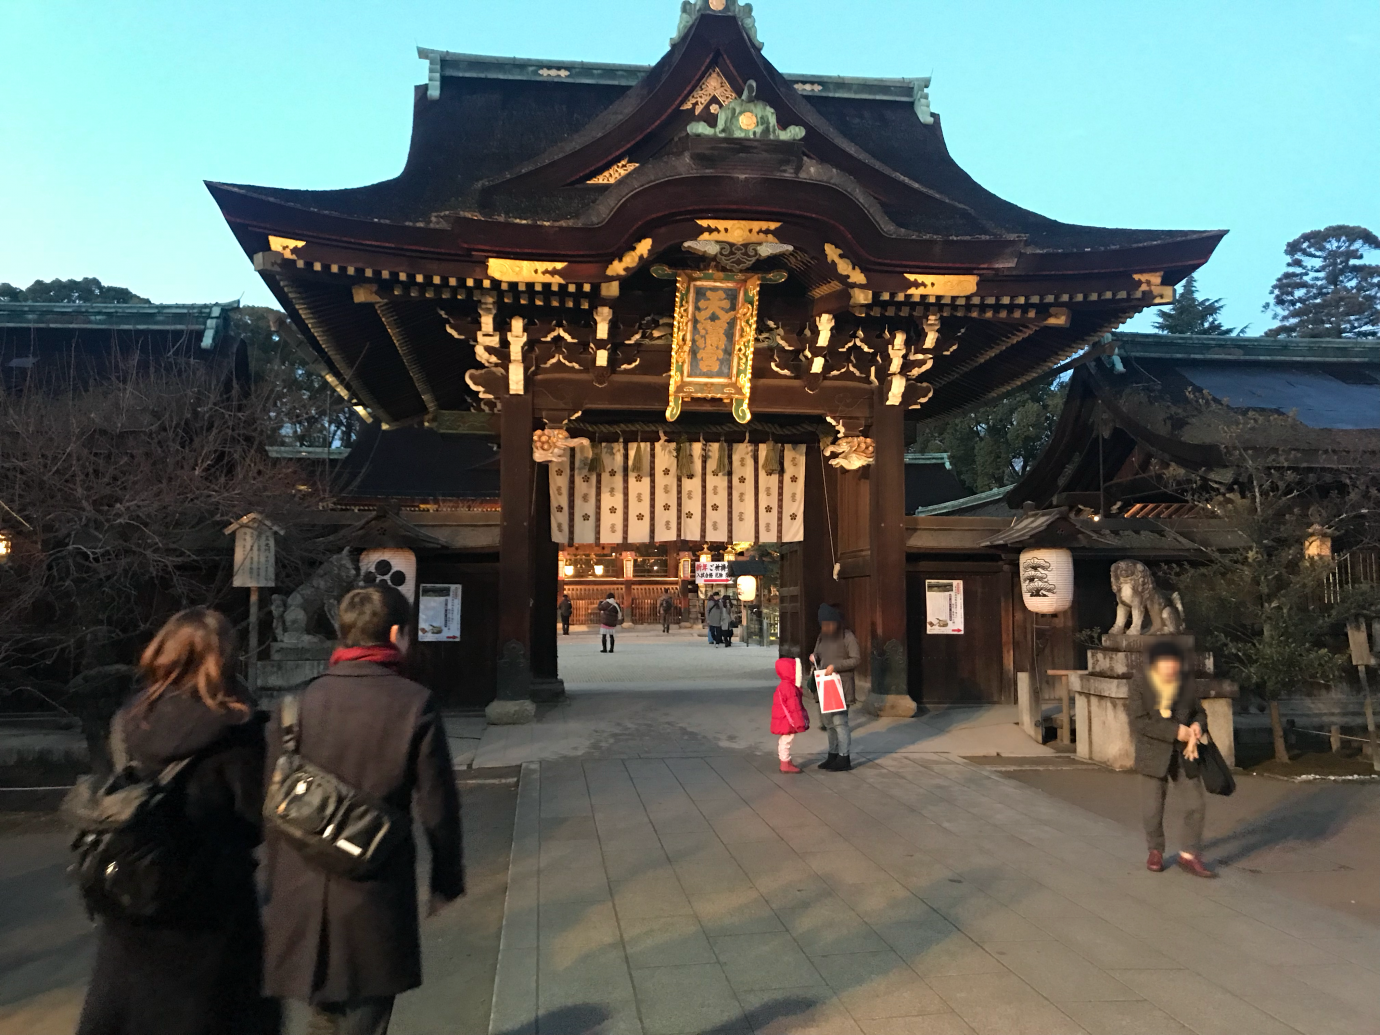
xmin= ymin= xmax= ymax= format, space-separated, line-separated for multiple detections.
xmin=1265 ymin=225 xmax=1380 ymax=338
xmin=0 ymin=278 xmax=149 ymax=304
xmin=1153 ymin=274 xmax=1237 ymax=335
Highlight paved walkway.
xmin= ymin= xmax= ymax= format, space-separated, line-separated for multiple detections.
xmin=490 ymin=752 xmax=1380 ymax=1035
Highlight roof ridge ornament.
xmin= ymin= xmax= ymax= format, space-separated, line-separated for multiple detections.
xmin=687 ymin=80 xmax=803 ymax=140
xmin=670 ymin=0 xmax=763 ymax=51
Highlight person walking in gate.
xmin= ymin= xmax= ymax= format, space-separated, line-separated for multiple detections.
xmin=718 ymin=593 xmax=735 ymax=647
xmin=76 ymin=608 xmax=278 ymax=1035
xmin=771 ymin=657 xmax=809 ymax=773
xmin=811 ymin=603 xmax=861 ymax=771
xmin=598 ymin=592 xmax=623 ymax=653
xmin=261 ymin=585 xmax=464 ymax=1035
xmin=659 ymin=588 xmax=675 ymax=633
xmin=1130 ymin=640 xmax=1216 ymax=877
xmin=559 ymin=592 xmax=573 ymax=635
xmin=706 ymin=592 xmax=722 ymax=646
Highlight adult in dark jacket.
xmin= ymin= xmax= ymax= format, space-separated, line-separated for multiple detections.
xmin=76 ymin=608 xmax=278 ymax=1035
xmin=811 ymin=603 xmax=862 ymax=772
xmin=1128 ymin=640 xmax=1215 ymax=878
xmin=261 ymin=584 xmax=463 ymax=1035
xmin=559 ymin=593 xmax=573 ymax=635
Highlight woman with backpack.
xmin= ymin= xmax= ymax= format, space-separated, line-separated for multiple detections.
xmin=75 ymin=608 xmax=277 ymax=1035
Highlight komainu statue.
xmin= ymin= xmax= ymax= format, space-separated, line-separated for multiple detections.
xmin=271 ymin=549 xmax=358 ymax=643
xmin=1109 ymin=560 xmax=1185 ymax=635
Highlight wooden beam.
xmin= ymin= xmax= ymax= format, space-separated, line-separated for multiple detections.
xmin=489 ymin=390 xmax=537 ymax=722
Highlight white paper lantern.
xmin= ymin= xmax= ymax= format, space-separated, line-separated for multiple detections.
xmin=359 ymin=548 xmax=417 ymax=604
xmin=1019 ymin=548 xmax=1074 ymax=614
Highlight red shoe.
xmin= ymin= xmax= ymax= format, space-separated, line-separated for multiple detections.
xmin=1146 ymin=850 xmax=1164 ymax=872
xmin=1178 ymin=853 xmax=1217 ymax=878
xmin=779 ymin=760 xmax=802 ymax=774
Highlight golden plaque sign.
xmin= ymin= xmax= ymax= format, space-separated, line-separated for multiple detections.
xmin=664 ymin=269 xmax=779 ymax=423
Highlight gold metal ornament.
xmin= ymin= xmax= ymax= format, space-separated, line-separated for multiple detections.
xmin=659 ymin=268 xmax=784 ymax=423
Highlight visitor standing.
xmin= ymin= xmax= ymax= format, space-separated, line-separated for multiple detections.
xmin=598 ymin=592 xmax=622 ymax=653
xmin=659 ymin=589 xmax=674 ymax=633
xmin=261 ymin=585 xmax=464 ymax=1035
xmin=706 ymin=592 xmax=722 ymax=646
xmin=811 ymin=603 xmax=861 ymax=771
xmin=75 ymin=608 xmax=278 ymax=1035
xmin=770 ymin=657 xmax=809 ymax=773
xmin=558 ymin=593 xmax=573 ymax=635
xmin=1130 ymin=641 xmax=1215 ymax=877
xmin=718 ymin=594 xmax=734 ymax=647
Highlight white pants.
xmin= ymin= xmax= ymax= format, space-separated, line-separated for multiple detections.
xmin=777 ymin=733 xmax=795 ymax=762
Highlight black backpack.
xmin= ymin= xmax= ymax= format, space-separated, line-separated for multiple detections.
xmin=61 ymin=719 xmax=206 ymax=922
xmin=264 ymin=692 xmax=405 ymax=880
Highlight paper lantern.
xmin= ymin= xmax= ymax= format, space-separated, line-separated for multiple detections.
xmin=359 ymin=548 xmax=417 ymax=603
xmin=736 ymin=575 xmax=758 ymax=602
xmin=1019 ymin=548 xmax=1074 ymax=614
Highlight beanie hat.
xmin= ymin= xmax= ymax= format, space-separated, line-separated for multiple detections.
xmin=818 ymin=603 xmax=843 ymax=624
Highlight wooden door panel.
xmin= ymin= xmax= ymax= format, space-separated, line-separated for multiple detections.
xmin=908 ymin=571 xmax=1004 ymax=704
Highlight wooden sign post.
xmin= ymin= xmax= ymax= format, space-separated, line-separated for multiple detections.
xmin=224 ymin=513 xmax=283 ymax=696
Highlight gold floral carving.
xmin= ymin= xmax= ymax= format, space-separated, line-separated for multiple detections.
xmin=695 ymin=219 xmax=781 ymax=244
xmin=486 ymin=258 xmax=568 ymax=284
xmin=587 ymin=157 xmax=639 ymax=184
xmin=681 ymin=67 xmax=738 ymax=115
xmin=268 ymin=236 xmax=306 ymax=258
xmin=605 ymin=238 xmax=653 ymax=277
xmin=823 ymin=243 xmax=867 ymax=285
xmin=901 ymin=273 xmax=979 ymax=295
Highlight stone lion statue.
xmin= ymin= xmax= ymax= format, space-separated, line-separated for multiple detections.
xmin=1109 ymin=559 xmax=1185 ymax=635
xmin=271 ymin=549 xmax=358 ymax=643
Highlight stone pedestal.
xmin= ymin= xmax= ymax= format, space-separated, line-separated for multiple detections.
xmin=1074 ymin=634 xmax=1237 ymax=771
xmin=258 ymin=641 xmax=334 ymax=690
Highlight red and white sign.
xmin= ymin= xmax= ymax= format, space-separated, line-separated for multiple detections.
xmin=694 ymin=561 xmax=731 ymax=583
xmin=816 ymin=672 xmax=847 ymax=714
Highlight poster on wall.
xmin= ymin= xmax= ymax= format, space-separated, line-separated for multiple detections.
xmin=694 ymin=561 xmax=731 ymax=584
xmin=417 ymin=584 xmax=462 ymax=642
xmin=925 ymin=580 xmax=964 ymax=634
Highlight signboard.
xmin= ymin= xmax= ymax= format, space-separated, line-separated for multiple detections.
xmin=694 ymin=560 xmax=731 ymax=584
xmin=417 ymin=584 xmax=462 ymax=641
xmin=231 ymin=525 xmax=276 ymax=588
xmin=925 ymin=579 xmax=964 ymax=634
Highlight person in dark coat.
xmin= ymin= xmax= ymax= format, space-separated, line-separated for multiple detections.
xmin=559 ymin=593 xmax=573 ymax=635
xmin=1129 ymin=640 xmax=1215 ymax=878
xmin=811 ymin=603 xmax=862 ymax=772
xmin=76 ymin=607 xmax=278 ymax=1035
xmin=261 ymin=583 xmax=464 ymax=1035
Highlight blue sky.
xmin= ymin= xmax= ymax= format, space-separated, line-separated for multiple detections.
xmin=2 ymin=0 xmax=1377 ymax=333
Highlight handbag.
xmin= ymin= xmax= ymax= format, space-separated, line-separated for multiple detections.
xmin=264 ymin=693 xmax=406 ymax=880
xmin=1197 ymin=738 xmax=1236 ymax=797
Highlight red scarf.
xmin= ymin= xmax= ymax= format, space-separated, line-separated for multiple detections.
xmin=329 ymin=644 xmax=404 ymax=671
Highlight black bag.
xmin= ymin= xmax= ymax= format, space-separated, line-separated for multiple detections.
xmin=61 ymin=720 xmax=205 ymax=922
xmin=264 ymin=693 xmax=405 ymax=880
xmin=1198 ymin=739 xmax=1236 ymax=796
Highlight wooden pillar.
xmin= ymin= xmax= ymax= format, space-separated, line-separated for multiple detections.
xmin=487 ymin=390 xmax=537 ymax=724
xmin=868 ymin=393 xmax=917 ymax=716
xmin=530 ymin=468 xmax=564 ymax=700
xmin=797 ymin=439 xmax=832 ymax=659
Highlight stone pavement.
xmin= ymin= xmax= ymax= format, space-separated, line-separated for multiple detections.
xmin=489 ymin=752 xmax=1380 ymax=1035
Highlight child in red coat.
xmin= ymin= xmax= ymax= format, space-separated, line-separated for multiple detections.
xmin=771 ymin=657 xmax=810 ymax=773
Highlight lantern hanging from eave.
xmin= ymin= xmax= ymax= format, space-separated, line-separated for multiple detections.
xmin=1019 ymin=547 xmax=1074 ymax=614
xmin=359 ymin=548 xmax=417 ymax=604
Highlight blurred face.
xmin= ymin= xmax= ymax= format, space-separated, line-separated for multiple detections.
xmin=820 ymin=620 xmax=840 ymax=637
xmin=1150 ymin=656 xmax=1181 ymax=683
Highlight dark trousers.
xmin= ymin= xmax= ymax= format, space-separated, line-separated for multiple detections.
xmin=662 ymin=613 xmax=671 ymax=632
xmin=1141 ymin=759 xmax=1205 ymax=855
xmin=561 ymin=617 xmax=570 ymax=634
xmin=308 ymin=996 xmax=394 ymax=1035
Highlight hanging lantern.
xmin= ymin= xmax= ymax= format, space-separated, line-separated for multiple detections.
xmin=0 ymin=531 xmax=11 ymax=566
xmin=562 ymin=563 xmax=575 ymax=577
xmin=359 ymin=548 xmax=417 ymax=604
xmin=1018 ymin=548 xmax=1074 ymax=614
xmin=1304 ymin=524 xmax=1332 ymax=560
xmin=736 ymin=574 xmax=758 ymax=602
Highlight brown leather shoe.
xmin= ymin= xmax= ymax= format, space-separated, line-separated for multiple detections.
xmin=1146 ymin=849 xmax=1164 ymax=872
xmin=1178 ymin=853 xmax=1217 ymax=878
